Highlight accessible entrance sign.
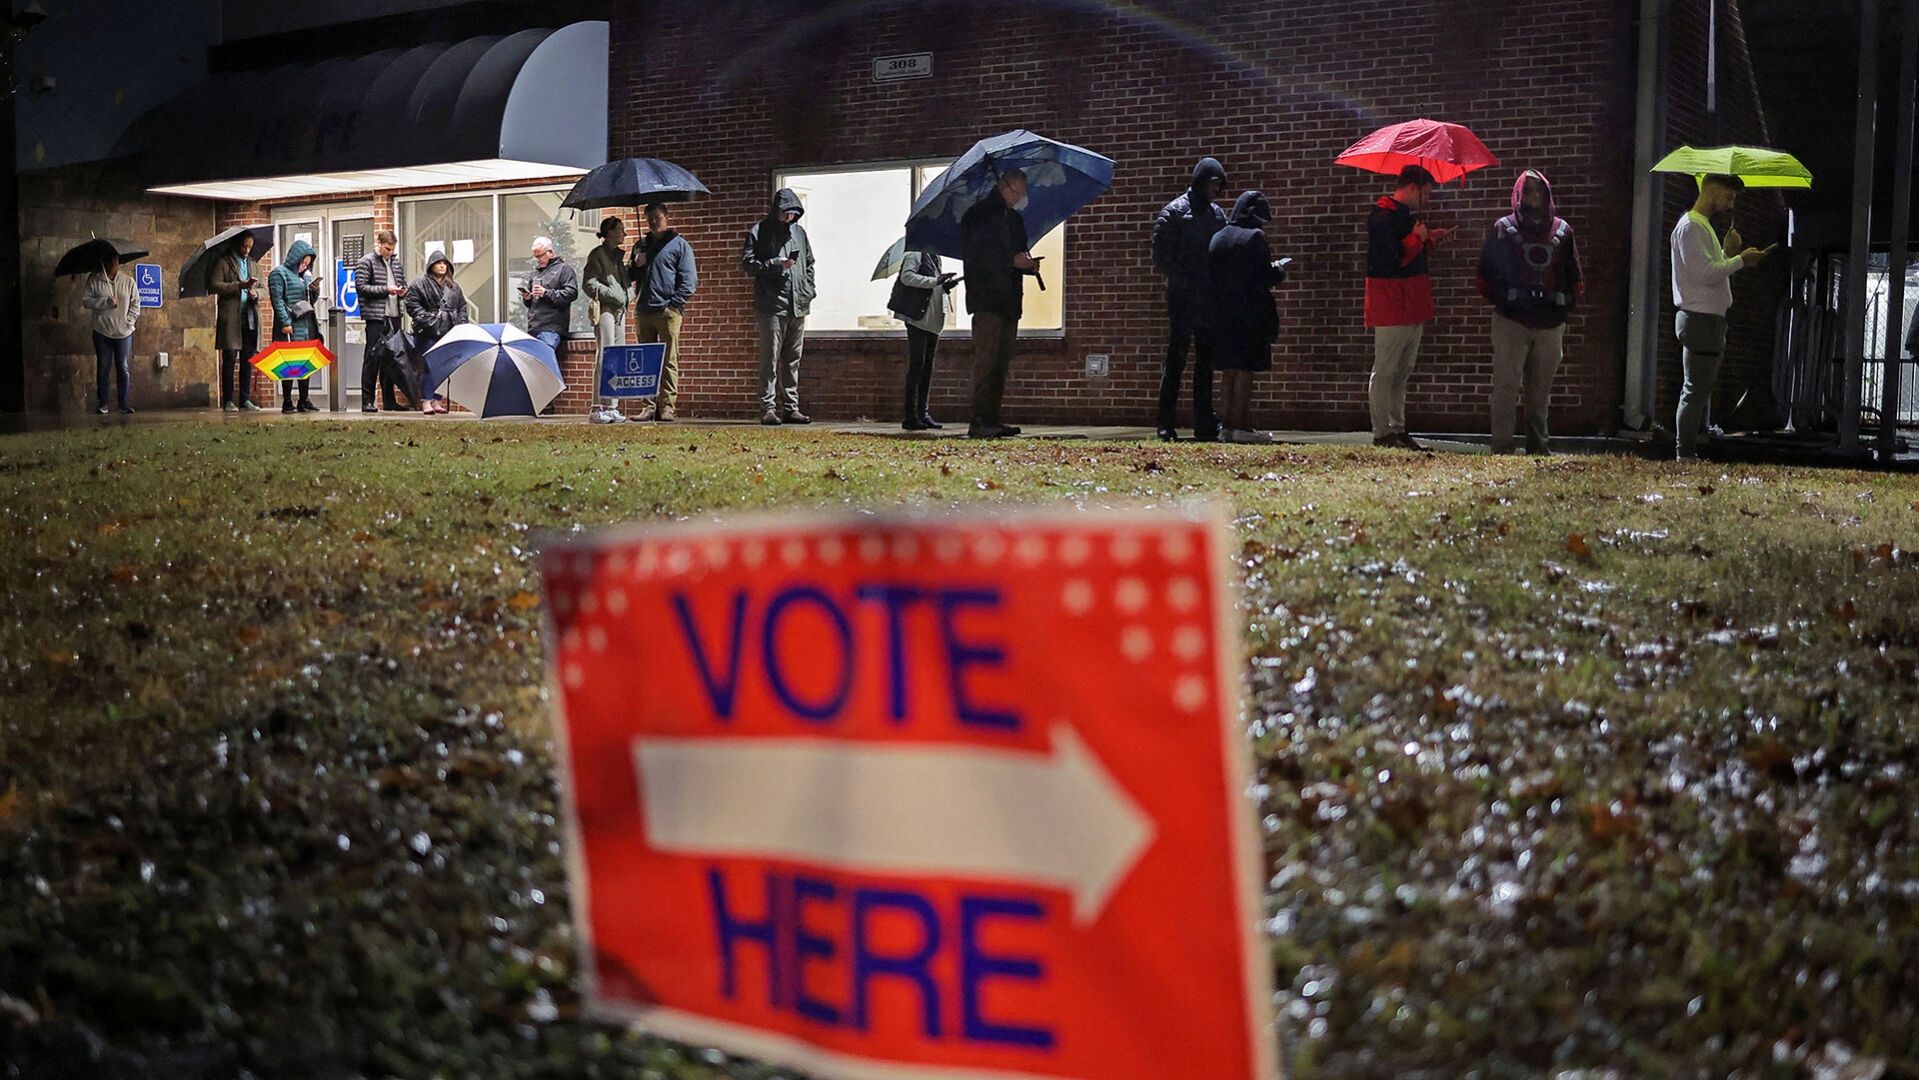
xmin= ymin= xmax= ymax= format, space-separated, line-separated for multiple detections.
xmin=540 ymin=509 xmax=1276 ymax=1080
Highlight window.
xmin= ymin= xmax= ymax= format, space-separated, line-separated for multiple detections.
xmin=774 ymin=162 xmax=1066 ymax=333
xmin=396 ymin=186 xmax=600 ymax=335
xmin=398 ymin=195 xmax=497 ymax=323
xmin=503 ymin=191 xmax=600 ymax=336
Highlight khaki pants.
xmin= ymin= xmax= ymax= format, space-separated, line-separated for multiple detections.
xmin=595 ymin=310 xmax=625 ymax=409
xmin=971 ymin=313 xmax=1018 ymax=427
xmin=1369 ymin=323 xmax=1425 ymax=438
xmin=1674 ymin=310 xmax=1728 ymax=458
xmin=634 ymin=307 xmax=682 ymax=410
xmin=756 ymin=311 xmax=804 ymax=416
xmin=1489 ymin=315 xmax=1565 ymax=454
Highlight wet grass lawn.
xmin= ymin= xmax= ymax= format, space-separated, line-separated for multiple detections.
xmin=2 ymin=420 xmax=1917 ymax=1079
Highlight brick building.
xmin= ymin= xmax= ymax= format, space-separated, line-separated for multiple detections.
xmin=14 ymin=0 xmax=1779 ymax=434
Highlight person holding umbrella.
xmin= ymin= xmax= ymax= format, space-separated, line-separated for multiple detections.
xmin=1670 ymin=174 xmax=1772 ymax=462
xmin=583 ymin=216 xmax=634 ymax=424
xmin=1151 ymin=157 xmax=1229 ymax=442
xmin=268 ymin=239 xmax=323 ymax=413
xmin=630 ymin=201 xmax=699 ymax=422
xmin=404 ymin=247 xmax=471 ymax=415
xmin=961 ymin=169 xmax=1040 ymax=439
xmin=1365 ymin=165 xmax=1451 ymax=451
xmin=79 ymin=252 xmax=140 ymax=415
xmin=353 ymin=230 xmax=408 ymax=412
xmin=741 ymin=188 xmax=816 ymax=425
xmin=890 ymin=248 xmax=957 ymax=430
xmin=208 ymin=232 xmax=263 ymax=411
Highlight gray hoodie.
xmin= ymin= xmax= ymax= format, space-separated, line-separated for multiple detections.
xmin=739 ymin=188 xmax=816 ymax=317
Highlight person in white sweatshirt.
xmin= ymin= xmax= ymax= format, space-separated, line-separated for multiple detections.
xmin=1670 ymin=173 xmax=1771 ymax=461
xmin=80 ymin=255 xmax=140 ymax=414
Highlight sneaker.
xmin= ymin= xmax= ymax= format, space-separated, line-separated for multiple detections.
xmin=761 ymin=411 xmax=782 ymax=426
xmin=1226 ymin=428 xmax=1273 ymax=444
xmin=120 ymin=405 xmax=134 ymax=414
xmin=282 ymin=403 xmax=295 ymax=414
xmin=781 ymin=411 xmax=812 ymax=425
xmin=95 ymin=406 xmax=108 ymax=415
xmin=590 ymin=407 xmax=623 ymax=424
xmin=361 ymin=404 xmax=379 ymax=413
xmin=1192 ymin=429 xmax=1220 ymax=443
xmin=919 ymin=415 xmax=942 ymax=430
xmin=223 ymin=402 xmax=237 ymax=412
xmin=242 ymin=401 xmax=262 ymax=411
xmin=297 ymin=401 xmax=318 ymax=413
xmin=656 ymin=406 xmax=676 ymax=423
xmin=1156 ymin=427 xmax=1178 ymax=442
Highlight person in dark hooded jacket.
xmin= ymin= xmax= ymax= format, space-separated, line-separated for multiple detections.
xmin=1478 ymin=169 xmax=1584 ymax=455
xmin=1207 ymin=191 xmax=1289 ymax=444
xmin=1151 ymin=157 xmax=1229 ymax=441
xmin=268 ymin=238 xmax=323 ymax=413
xmin=740 ymin=188 xmax=816 ymax=424
xmin=404 ymin=247 xmax=470 ymax=415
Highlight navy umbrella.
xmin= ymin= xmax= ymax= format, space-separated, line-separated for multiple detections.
xmin=562 ymin=158 xmax=712 ymax=210
xmin=54 ymin=237 xmax=149 ymax=277
xmin=903 ymin=129 xmax=1116 ymax=260
xmin=178 ymin=225 xmax=275 ymax=298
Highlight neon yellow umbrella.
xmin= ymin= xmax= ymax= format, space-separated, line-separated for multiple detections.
xmin=1651 ymin=145 xmax=1813 ymax=189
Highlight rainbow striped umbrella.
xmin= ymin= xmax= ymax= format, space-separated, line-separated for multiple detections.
xmin=250 ymin=340 xmax=335 ymax=381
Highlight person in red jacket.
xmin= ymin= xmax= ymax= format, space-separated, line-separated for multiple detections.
xmin=1476 ymin=169 xmax=1583 ymax=455
xmin=1365 ymin=165 xmax=1450 ymax=450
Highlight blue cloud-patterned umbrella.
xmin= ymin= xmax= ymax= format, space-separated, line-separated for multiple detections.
xmin=424 ymin=323 xmax=564 ymax=418
xmin=903 ymin=130 xmax=1116 ymax=260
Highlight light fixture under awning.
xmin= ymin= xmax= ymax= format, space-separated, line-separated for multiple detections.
xmin=147 ymin=159 xmax=586 ymax=202
xmin=118 ymin=22 xmax=607 ymax=200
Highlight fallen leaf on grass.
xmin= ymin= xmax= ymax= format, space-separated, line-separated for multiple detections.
xmin=506 ymin=591 xmax=541 ymax=611
xmin=0 ymin=783 xmax=19 ymax=824
xmin=1743 ymin=738 xmax=1797 ymax=782
xmin=97 ymin=521 xmax=125 ymax=535
xmin=1584 ymin=802 xmax=1637 ymax=842
xmin=1566 ymin=533 xmax=1591 ymax=558
xmin=236 ymin=626 xmax=261 ymax=646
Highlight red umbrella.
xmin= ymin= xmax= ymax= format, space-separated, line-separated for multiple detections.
xmin=1335 ymin=119 xmax=1500 ymax=184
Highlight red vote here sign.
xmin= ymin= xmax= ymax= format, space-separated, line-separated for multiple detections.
xmin=541 ymin=509 xmax=1276 ymax=1080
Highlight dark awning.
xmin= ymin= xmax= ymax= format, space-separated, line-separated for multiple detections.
xmin=115 ymin=22 xmax=607 ymax=200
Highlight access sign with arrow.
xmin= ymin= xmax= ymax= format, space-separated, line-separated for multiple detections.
xmin=541 ymin=509 xmax=1276 ymax=1080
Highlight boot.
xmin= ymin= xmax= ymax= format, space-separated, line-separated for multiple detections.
xmin=902 ymin=363 xmax=925 ymax=430
xmin=915 ymin=357 xmax=940 ymax=428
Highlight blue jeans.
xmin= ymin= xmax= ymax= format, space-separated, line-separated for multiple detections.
xmin=536 ymin=330 xmax=562 ymax=353
xmin=93 ymin=332 xmax=131 ymax=409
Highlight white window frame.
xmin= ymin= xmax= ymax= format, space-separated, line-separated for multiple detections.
xmin=772 ymin=160 xmax=1067 ymax=339
xmin=393 ymin=183 xmax=599 ymax=332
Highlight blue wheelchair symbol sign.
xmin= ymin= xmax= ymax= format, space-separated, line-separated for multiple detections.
xmin=335 ymin=261 xmax=360 ymax=317
xmin=599 ymin=343 xmax=666 ymax=399
xmin=134 ymin=264 xmax=163 ymax=308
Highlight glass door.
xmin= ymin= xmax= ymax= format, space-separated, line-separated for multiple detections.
xmin=330 ymin=216 xmax=375 ymax=409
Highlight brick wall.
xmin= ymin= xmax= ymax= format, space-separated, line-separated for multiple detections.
xmin=20 ymin=165 xmax=219 ymax=413
xmin=608 ymin=0 xmax=1647 ymax=431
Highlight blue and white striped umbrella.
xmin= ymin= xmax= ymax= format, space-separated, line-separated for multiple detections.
xmin=424 ymin=323 xmax=564 ymax=419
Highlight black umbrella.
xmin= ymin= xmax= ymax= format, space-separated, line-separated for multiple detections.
xmin=561 ymin=158 xmax=711 ymax=210
xmin=53 ymin=237 xmax=149 ymax=278
xmin=178 ymin=225 xmax=275 ymax=298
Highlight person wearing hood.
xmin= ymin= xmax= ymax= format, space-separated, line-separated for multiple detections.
xmin=630 ymin=201 xmax=699 ymax=422
xmin=1365 ymin=165 xmax=1452 ymax=451
xmin=1206 ymin=191 xmax=1290 ymax=444
xmin=1151 ymin=157 xmax=1229 ymax=441
xmin=1670 ymin=173 xmax=1771 ymax=462
xmin=209 ymin=232 xmax=263 ymax=411
xmin=960 ymin=169 xmax=1040 ymax=439
xmin=404 ymin=247 xmax=471 ymax=415
xmin=741 ymin=187 xmax=816 ymax=424
xmin=268 ymin=238 xmax=323 ymax=413
xmin=80 ymin=253 xmax=140 ymax=415
xmin=1477 ymin=169 xmax=1584 ymax=455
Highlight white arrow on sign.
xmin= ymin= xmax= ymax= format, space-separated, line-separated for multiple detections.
xmin=633 ymin=725 xmax=1155 ymax=925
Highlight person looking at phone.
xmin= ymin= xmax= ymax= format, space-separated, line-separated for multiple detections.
xmin=1365 ymin=165 xmax=1450 ymax=451
xmin=522 ymin=236 xmax=578 ymax=355
xmin=960 ymin=168 xmax=1038 ymax=439
xmin=1670 ymin=173 xmax=1771 ymax=462
xmin=1477 ymin=169 xmax=1583 ymax=455
xmin=740 ymin=187 xmax=816 ymax=424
